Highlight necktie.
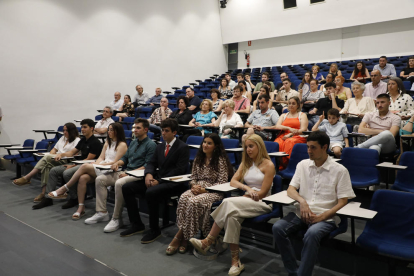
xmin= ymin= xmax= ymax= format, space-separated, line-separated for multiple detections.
xmin=165 ymin=144 xmax=170 ymax=157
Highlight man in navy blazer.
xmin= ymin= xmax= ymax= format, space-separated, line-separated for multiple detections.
xmin=121 ymin=118 xmax=190 ymax=243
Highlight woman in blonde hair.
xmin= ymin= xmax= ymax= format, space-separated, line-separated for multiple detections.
xmin=190 ymin=134 xmax=275 ymax=276
xmin=329 ymin=63 xmax=342 ymax=78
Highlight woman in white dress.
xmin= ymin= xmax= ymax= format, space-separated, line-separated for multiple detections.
xmin=12 ymin=123 xmax=80 ymax=203
xmin=48 ymin=123 xmax=127 ymax=220
xmin=215 ymin=99 xmax=244 ymax=139
xmin=190 ymin=134 xmax=275 ymax=276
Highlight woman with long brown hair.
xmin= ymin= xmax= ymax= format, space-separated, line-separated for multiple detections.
xmin=48 ymin=123 xmax=127 ymax=220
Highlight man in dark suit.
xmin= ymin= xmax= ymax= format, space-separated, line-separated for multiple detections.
xmin=121 ymin=118 xmax=190 ymax=244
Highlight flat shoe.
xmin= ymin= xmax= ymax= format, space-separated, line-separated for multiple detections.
xmin=228 ymin=260 xmax=245 ymax=276
xmin=33 ymin=193 xmax=45 ymax=203
xmin=72 ymin=211 xmax=86 ymax=220
xmin=12 ymin=177 xmax=30 ymax=186
xmin=47 ymin=191 xmax=68 ymax=199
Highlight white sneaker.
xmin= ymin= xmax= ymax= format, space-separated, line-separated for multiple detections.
xmin=84 ymin=212 xmax=110 ymax=225
xmin=104 ymin=218 xmax=123 ymax=233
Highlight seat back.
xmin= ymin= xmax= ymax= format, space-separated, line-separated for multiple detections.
xmin=124 ymin=130 xmax=133 ymax=146
xmin=356 ymin=190 xmax=414 ymax=260
xmin=393 ymin=152 xmax=414 ymax=193
xmin=279 ymin=144 xmax=308 ymax=179
xmin=22 ymin=139 xmax=35 ymax=149
xmin=186 ymin=136 xmax=204 ymax=162
xmin=111 ymin=116 xmax=120 ymax=122
xmin=148 ymin=132 xmax=154 ymax=140
xmin=221 ymin=139 xmax=239 ymax=166
xmin=95 ymin=115 xmax=103 ymax=121
xmin=264 ymin=141 xmax=279 ymax=167
xmin=341 ymin=147 xmax=379 ymax=188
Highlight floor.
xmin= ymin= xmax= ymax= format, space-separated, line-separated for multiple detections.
xmin=0 ymin=166 xmax=412 ymax=276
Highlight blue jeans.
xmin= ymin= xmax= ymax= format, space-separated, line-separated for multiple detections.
xmin=356 ymin=130 xmax=396 ymax=154
xmin=272 ymin=212 xmax=336 ymax=276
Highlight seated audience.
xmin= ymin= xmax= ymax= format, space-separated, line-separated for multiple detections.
xmin=84 ymin=119 xmax=156 ymax=232
xmin=219 ymin=78 xmax=233 ymax=99
xmin=399 ymin=113 xmax=414 ymax=153
xmin=350 ymin=61 xmax=370 ymax=83
xmin=244 ymin=72 xmax=256 ymax=90
xmin=238 ymin=80 xmax=252 ymax=102
xmin=48 ymin=123 xmax=127 ymax=220
xmin=252 ymin=85 xmax=273 ymax=112
xmin=273 ymin=97 xmax=308 ymax=169
xmin=186 ymin=87 xmax=202 ymax=114
xmin=215 ymin=99 xmax=243 ymax=139
xmin=146 ymin=87 xmax=163 ymax=106
xmin=308 ymin=83 xmax=344 ymax=126
xmin=387 ymin=77 xmax=413 ymax=122
xmin=166 ymin=134 xmax=233 ymax=255
xmin=357 ymin=94 xmax=400 ymax=154
xmin=117 ymin=95 xmax=135 ymax=121
xmin=210 ymin=89 xmax=223 ymax=112
xmin=319 ymin=73 xmax=334 ymax=91
xmin=300 ymin=79 xmax=324 ymax=112
xmin=225 ymin=73 xmax=236 ymax=90
xmin=13 ymin=123 xmax=80 ymax=203
xmin=298 ymin=71 xmax=313 ymax=97
xmin=133 ymin=85 xmax=149 ymax=106
xmin=232 ymin=85 xmax=251 ymax=115
xmin=244 ymin=94 xmax=279 ymax=141
xmin=275 ymin=72 xmax=290 ymax=91
xmin=94 ymin=106 xmax=115 ymax=137
xmin=312 ymin=109 xmax=349 ymax=158
xmin=253 ymin=72 xmax=275 ymax=101
xmin=169 ymin=96 xmax=193 ymax=125
xmin=122 ymin=119 xmax=189 ymax=243
xmin=190 ymin=134 xmax=275 ymax=276
xmin=148 ymin=97 xmax=172 ymax=135
xmin=329 ymin=63 xmax=342 ymax=78
xmin=183 ymin=99 xmax=217 ymax=141
xmin=373 ymin=56 xmax=396 ymax=82
xmin=400 ymin=56 xmax=414 ymax=85
xmin=311 ymin=65 xmax=325 ymax=81
xmin=363 ymin=70 xmax=387 ymax=100
xmin=274 ymin=79 xmax=299 ymax=114
xmin=340 ymin=81 xmax=376 ymax=125
xmin=109 ymin=92 xmax=124 ymax=111
xmin=273 ymin=131 xmax=355 ymax=276
xmin=335 ymin=76 xmax=352 ymax=101
xmin=237 ymin=73 xmax=251 ymax=92
xmin=33 ymin=119 xmax=102 ymax=210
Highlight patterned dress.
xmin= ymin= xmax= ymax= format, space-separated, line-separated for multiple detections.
xmin=176 ymin=156 xmax=229 ymax=240
xmin=121 ymin=102 xmax=135 ymax=117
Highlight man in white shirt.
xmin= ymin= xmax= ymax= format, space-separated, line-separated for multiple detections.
xmin=363 ymin=70 xmax=387 ymax=100
xmin=273 ymin=131 xmax=355 ymax=276
xmin=225 ymin=73 xmax=236 ymax=90
xmin=133 ymin=84 xmax=149 ymax=106
xmin=94 ymin=106 xmax=115 ymax=137
xmin=109 ymin=92 xmax=123 ymax=111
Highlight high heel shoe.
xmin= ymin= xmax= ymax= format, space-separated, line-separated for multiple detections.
xmin=166 ymin=237 xmax=181 ymax=255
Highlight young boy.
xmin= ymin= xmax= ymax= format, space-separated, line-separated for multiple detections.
xmin=312 ymin=108 xmax=349 ymax=158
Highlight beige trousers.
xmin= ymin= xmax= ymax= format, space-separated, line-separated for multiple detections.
xmin=95 ymin=174 xmax=138 ymax=219
xmin=34 ymin=154 xmax=67 ymax=187
xmin=211 ymin=196 xmax=272 ymax=244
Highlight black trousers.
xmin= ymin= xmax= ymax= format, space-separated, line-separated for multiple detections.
xmin=122 ymin=180 xmax=187 ymax=231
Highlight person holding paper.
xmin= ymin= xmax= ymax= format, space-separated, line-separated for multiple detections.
xmin=83 ymin=118 xmax=156 ymax=232
xmin=190 ymin=134 xmax=275 ymax=276
xmin=339 ymin=81 xmax=376 ymax=125
xmin=272 ymin=131 xmax=355 ymax=276
xmin=166 ymin=133 xmax=233 ymax=255
xmin=121 ymin=118 xmax=190 ymax=243
xmin=48 ymin=123 xmax=127 ymax=220
xmin=33 ymin=119 xmax=102 ymax=210
xmin=13 ymin=123 xmax=80 ymax=203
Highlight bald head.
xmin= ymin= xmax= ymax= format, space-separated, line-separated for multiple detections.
xmin=371 ymin=70 xmax=382 ymax=85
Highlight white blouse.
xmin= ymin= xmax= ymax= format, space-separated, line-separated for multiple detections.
xmin=340 ymin=97 xmax=376 ymax=115
xmin=54 ymin=136 xmax=80 ymax=154
xmin=219 ymin=112 xmax=243 ymax=133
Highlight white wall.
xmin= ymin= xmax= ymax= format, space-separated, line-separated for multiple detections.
xmin=220 ymin=0 xmax=414 ymax=44
xmin=0 ymin=0 xmax=227 ymax=148
xmin=237 ymin=18 xmax=414 ymax=68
